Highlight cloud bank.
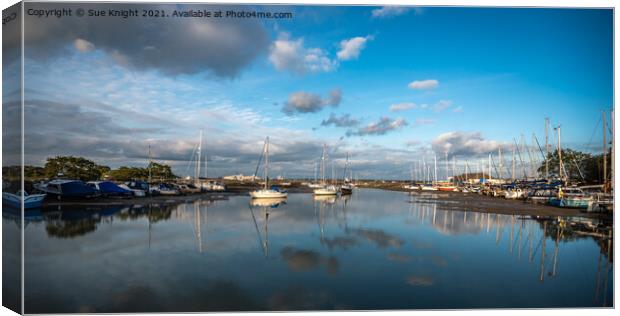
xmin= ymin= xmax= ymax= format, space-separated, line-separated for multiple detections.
xmin=21 ymin=3 xmax=269 ymax=77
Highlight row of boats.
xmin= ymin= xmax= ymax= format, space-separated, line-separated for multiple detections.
xmin=2 ymin=178 xmax=227 ymax=210
xmin=403 ymin=180 xmax=613 ymax=212
xmin=249 ymin=138 xmax=353 ymax=199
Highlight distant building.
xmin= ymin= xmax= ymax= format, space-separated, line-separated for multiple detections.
xmin=222 ymin=174 xmax=258 ymax=181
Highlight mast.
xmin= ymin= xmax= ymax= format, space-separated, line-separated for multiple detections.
xmin=556 ymin=125 xmax=563 ymax=182
xmin=314 ymin=161 xmax=318 ymax=183
xmin=264 ymin=137 xmax=269 ymax=190
xmin=498 ymin=146 xmax=503 ymax=179
xmin=545 ymin=118 xmax=550 ymax=180
xmin=511 ymin=144 xmax=516 ymax=181
xmin=321 ymin=144 xmax=326 ymax=185
xmin=434 ymin=155 xmax=437 ymax=185
xmin=148 ymin=143 xmax=152 ymax=183
xmin=603 ymin=111 xmax=608 ymax=193
xmin=445 ymin=152 xmax=449 ymax=181
xmin=452 ymin=156 xmax=456 ymax=184
xmin=488 ymin=154 xmax=492 ymax=181
xmin=196 ymin=130 xmax=202 ymax=180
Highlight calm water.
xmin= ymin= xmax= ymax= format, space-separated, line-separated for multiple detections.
xmin=5 ymin=189 xmax=613 ymax=312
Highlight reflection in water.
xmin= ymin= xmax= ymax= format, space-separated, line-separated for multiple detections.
xmin=13 ymin=189 xmax=613 ymax=312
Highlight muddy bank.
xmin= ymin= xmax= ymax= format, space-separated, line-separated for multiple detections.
xmin=406 ymin=190 xmax=612 ymax=221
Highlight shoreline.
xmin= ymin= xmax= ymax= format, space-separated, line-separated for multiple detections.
xmin=36 ymin=186 xmax=613 ymax=221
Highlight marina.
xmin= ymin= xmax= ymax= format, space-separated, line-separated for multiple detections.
xmin=9 ymin=189 xmax=612 ymax=313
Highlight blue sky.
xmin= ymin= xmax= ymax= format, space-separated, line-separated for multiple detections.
xmin=10 ymin=4 xmax=613 ymax=179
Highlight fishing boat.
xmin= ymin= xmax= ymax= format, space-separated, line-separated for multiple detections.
xmin=250 ymin=137 xmax=288 ymax=199
xmin=2 ymin=191 xmax=46 ymax=209
xmin=313 ymin=144 xmax=338 ymax=196
xmin=33 ymin=179 xmax=99 ymax=200
xmin=86 ymin=181 xmax=133 ymax=197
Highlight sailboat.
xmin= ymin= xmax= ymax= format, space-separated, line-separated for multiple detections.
xmin=314 ymin=144 xmax=338 ymax=196
xmin=250 ymin=137 xmax=288 ymax=199
xmin=195 ymin=130 xmax=226 ymax=192
xmin=340 ymin=152 xmax=353 ymax=195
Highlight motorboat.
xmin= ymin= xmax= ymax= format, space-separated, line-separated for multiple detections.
xmin=200 ymin=180 xmax=226 ymax=192
xmin=150 ymin=183 xmax=180 ymax=196
xmin=2 ymin=191 xmax=46 ymax=209
xmin=120 ymin=180 xmax=149 ymax=197
xmin=176 ymin=183 xmax=201 ymax=194
xmin=86 ymin=181 xmax=133 ymax=197
xmin=33 ymin=179 xmax=99 ymax=200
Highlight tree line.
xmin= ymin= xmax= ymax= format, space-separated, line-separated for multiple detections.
xmin=3 ymin=156 xmax=177 ymax=182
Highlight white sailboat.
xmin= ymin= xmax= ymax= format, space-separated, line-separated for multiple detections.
xmin=250 ymin=137 xmax=288 ymax=199
xmin=314 ymin=144 xmax=338 ymax=196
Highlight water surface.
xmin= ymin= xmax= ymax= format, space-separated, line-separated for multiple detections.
xmin=10 ymin=189 xmax=613 ymax=312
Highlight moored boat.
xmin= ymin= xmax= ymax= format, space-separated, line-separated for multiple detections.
xmin=2 ymin=191 xmax=47 ymax=209
xmin=250 ymin=137 xmax=288 ymax=199
xmin=313 ymin=144 xmax=338 ymax=196
xmin=87 ymin=181 xmax=133 ymax=197
xmin=548 ymin=187 xmax=593 ymax=209
xmin=33 ymin=179 xmax=99 ymax=200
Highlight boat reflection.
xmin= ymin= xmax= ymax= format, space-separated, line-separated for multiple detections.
xmin=249 ymin=197 xmax=287 ymax=207
xmin=248 ymin=197 xmax=287 ymax=258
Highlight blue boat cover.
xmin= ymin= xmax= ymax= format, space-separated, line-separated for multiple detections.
xmin=62 ymin=181 xmax=98 ymax=197
xmin=98 ymin=181 xmax=132 ymax=194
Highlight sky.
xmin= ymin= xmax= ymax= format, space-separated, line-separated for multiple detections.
xmin=3 ymin=3 xmax=613 ymax=180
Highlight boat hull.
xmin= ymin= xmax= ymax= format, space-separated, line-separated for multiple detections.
xmin=2 ymin=192 xmax=46 ymax=209
xmin=313 ymin=188 xmax=338 ymax=195
xmin=549 ymin=197 xmax=592 ymax=209
xmin=250 ymin=190 xmax=288 ymax=199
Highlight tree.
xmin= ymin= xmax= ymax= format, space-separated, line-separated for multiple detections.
xmin=538 ymin=148 xmax=611 ymax=184
xmin=43 ymin=156 xmax=110 ymax=181
xmin=148 ymin=162 xmax=176 ymax=180
xmin=108 ymin=163 xmax=177 ymax=181
xmin=109 ymin=166 xmax=149 ymax=181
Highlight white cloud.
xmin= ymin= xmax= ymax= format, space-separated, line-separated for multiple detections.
xmin=269 ymin=33 xmax=337 ymax=74
xmin=389 ymin=102 xmax=416 ymax=112
xmin=337 ymin=35 xmax=373 ymax=61
xmin=408 ymin=79 xmax=439 ymax=90
xmin=452 ymin=106 xmax=464 ymax=113
xmin=371 ymin=6 xmax=410 ymax=18
xmin=74 ymin=38 xmax=95 ymax=52
xmin=433 ymin=100 xmax=453 ymax=112
xmin=431 ymin=131 xmax=500 ymax=156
